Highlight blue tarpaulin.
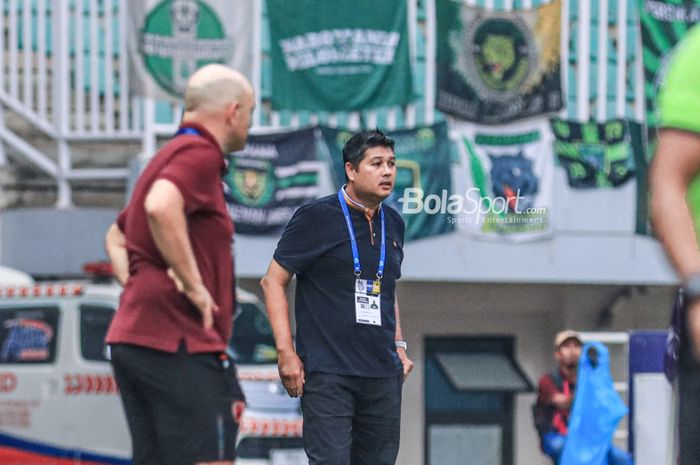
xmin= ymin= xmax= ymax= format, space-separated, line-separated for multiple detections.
xmin=561 ymin=342 xmax=628 ymax=465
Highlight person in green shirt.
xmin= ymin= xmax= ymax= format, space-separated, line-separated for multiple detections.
xmin=650 ymin=23 xmax=700 ymax=465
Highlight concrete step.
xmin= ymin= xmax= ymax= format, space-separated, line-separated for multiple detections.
xmin=0 ymin=108 xmax=142 ymax=209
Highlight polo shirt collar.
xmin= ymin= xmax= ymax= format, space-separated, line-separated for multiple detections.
xmin=341 ymin=185 xmax=381 ymax=219
xmin=176 ymin=123 xmax=223 ymax=156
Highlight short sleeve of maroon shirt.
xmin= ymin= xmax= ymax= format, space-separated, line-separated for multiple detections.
xmin=106 ymin=125 xmax=235 ymax=354
xmin=160 ymin=143 xmax=224 ymax=214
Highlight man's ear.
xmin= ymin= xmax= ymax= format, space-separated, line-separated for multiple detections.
xmin=226 ymin=101 xmax=239 ymax=122
xmin=345 ymin=162 xmax=356 ymax=182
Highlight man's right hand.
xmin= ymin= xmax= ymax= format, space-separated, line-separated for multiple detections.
xmin=183 ymin=282 xmax=219 ymax=331
xmin=551 ymin=392 xmax=572 ymax=409
xmin=278 ymin=348 xmax=305 ymax=398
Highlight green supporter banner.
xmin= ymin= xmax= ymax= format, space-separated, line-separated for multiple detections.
xmin=454 ymin=119 xmax=554 ymax=242
xmin=128 ymin=0 xmax=255 ymax=101
xmin=267 ymin=0 xmax=413 ymax=111
xmin=435 ymin=0 xmax=562 ymax=124
xmin=635 ymin=0 xmax=698 ymax=235
xmin=638 ymin=0 xmax=700 ymax=128
xmin=550 ymin=119 xmax=638 ymax=189
xmin=631 ymin=123 xmax=651 ymax=236
xmin=318 ymin=123 xmax=455 ymax=241
xmin=224 ymin=127 xmax=323 ymax=235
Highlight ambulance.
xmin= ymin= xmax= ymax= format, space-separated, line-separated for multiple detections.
xmin=0 ymin=267 xmax=306 ymax=465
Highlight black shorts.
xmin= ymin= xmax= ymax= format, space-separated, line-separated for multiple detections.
xmin=110 ymin=343 xmax=242 ymax=465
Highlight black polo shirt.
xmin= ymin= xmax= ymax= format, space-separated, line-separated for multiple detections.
xmin=273 ymin=194 xmax=404 ymax=378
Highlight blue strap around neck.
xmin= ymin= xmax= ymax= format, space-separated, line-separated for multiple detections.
xmin=175 ymin=127 xmax=201 ymax=137
xmin=337 ymin=189 xmax=386 ymax=279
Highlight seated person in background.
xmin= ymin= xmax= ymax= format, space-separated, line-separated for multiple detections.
xmin=534 ymin=330 xmax=632 ymax=465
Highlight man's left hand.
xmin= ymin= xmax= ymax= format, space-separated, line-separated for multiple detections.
xmin=397 ymin=347 xmax=414 ymax=382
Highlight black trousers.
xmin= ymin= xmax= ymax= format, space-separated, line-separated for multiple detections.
xmin=110 ymin=343 xmax=241 ymax=465
xmin=680 ymin=296 xmax=700 ymax=465
xmin=301 ymin=372 xmax=403 ymax=465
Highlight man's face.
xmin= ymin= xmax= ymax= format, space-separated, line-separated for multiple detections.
xmin=555 ymin=339 xmax=582 ymax=369
xmin=224 ymin=90 xmax=255 ymax=153
xmin=346 ymin=146 xmax=396 ymax=202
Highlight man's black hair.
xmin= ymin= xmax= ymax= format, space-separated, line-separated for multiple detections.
xmin=342 ymin=129 xmax=395 ymax=182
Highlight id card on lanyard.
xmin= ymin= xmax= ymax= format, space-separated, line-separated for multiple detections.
xmin=338 ymin=189 xmax=385 ymax=326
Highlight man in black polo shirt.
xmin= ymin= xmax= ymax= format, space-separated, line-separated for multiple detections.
xmin=261 ymin=129 xmax=414 ymax=465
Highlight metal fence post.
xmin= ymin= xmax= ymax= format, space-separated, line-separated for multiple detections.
xmin=52 ymin=0 xmax=72 ymax=208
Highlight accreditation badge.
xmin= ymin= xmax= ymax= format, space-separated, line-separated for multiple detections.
xmin=355 ymin=278 xmax=381 ymax=326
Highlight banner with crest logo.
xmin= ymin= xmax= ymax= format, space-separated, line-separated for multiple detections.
xmin=453 ymin=119 xmax=554 ymax=241
xmin=317 ymin=123 xmax=455 ymax=241
xmin=224 ymin=128 xmax=322 ymax=235
xmin=128 ymin=0 xmax=255 ymax=101
xmin=436 ymin=0 xmax=562 ymax=123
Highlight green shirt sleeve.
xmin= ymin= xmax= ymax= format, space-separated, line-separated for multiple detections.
xmin=659 ymin=25 xmax=700 ymax=134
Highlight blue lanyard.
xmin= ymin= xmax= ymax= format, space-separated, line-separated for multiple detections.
xmin=175 ymin=127 xmax=201 ymax=137
xmin=337 ymin=189 xmax=386 ymax=279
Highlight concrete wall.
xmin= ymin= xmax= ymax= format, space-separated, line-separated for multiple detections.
xmin=394 ymin=282 xmax=557 ymax=465
xmin=0 ymin=208 xmax=117 ymax=277
xmin=239 ymin=278 xmax=674 ymax=465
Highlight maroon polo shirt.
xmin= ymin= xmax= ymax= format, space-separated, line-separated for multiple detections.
xmin=106 ymin=124 xmax=235 ymax=353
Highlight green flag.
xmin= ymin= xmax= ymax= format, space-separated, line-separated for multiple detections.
xmin=636 ymin=0 xmax=699 ymax=235
xmin=550 ymin=119 xmax=637 ymax=189
xmin=318 ymin=123 xmax=455 ymax=241
xmin=128 ymin=0 xmax=255 ymax=101
xmin=224 ymin=128 xmax=322 ymax=235
xmin=638 ymin=0 xmax=700 ymax=128
xmin=268 ymin=0 xmax=413 ymax=111
xmin=436 ymin=0 xmax=562 ymax=123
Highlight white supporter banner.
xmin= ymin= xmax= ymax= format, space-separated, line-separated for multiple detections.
xmin=128 ymin=0 xmax=255 ymax=101
xmin=453 ymin=119 xmax=555 ymax=242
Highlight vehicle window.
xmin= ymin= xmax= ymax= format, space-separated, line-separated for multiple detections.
xmin=0 ymin=306 xmax=59 ymax=364
xmin=229 ymin=302 xmax=277 ymax=365
xmin=80 ymin=305 xmax=115 ymax=362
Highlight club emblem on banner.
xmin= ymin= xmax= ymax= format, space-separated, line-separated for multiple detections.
xmin=463 ymin=16 xmax=536 ymax=101
xmin=228 ymin=159 xmax=275 ymax=208
xmin=137 ymin=0 xmax=234 ymax=97
xmin=389 ymin=160 xmax=422 ymax=209
xmin=489 ymin=151 xmax=539 ymax=212
xmin=436 ymin=0 xmax=562 ymax=123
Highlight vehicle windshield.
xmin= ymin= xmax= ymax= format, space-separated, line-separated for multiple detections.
xmin=229 ymin=302 xmax=277 ymax=365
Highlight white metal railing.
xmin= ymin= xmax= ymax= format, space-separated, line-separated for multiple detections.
xmin=0 ymin=0 xmax=139 ymax=207
xmin=0 ymin=0 xmax=143 ymax=138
